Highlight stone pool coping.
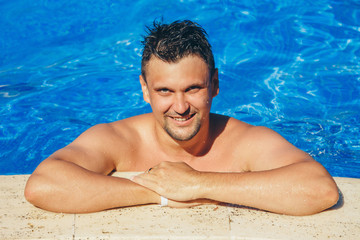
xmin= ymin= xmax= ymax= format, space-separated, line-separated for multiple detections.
xmin=1 ymin=174 xmax=359 ymax=239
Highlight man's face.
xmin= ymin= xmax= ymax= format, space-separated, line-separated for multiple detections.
xmin=140 ymin=55 xmax=218 ymax=141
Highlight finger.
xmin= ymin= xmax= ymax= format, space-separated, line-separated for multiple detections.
xmin=130 ymin=173 xmax=159 ymax=192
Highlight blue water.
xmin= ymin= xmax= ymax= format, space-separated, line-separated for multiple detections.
xmin=0 ymin=0 xmax=359 ymax=177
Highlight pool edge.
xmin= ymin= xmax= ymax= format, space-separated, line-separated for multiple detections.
xmin=1 ymin=175 xmax=359 ymax=239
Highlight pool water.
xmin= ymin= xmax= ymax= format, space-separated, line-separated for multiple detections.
xmin=0 ymin=0 xmax=359 ymax=177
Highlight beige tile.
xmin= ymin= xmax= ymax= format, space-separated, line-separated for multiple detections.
xmin=0 ymin=175 xmax=28 ymax=194
xmin=0 ymin=207 xmax=75 ymax=239
xmin=330 ymin=177 xmax=360 ymax=218
xmin=0 ymin=175 xmax=74 ymax=239
xmin=74 ymin=204 xmax=230 ymax=239
xmin=1 ymin=175 xmax=359 ymax=240
xmin=0 ymin=175 xmax=31 ymax=208
xmin=228 ymin=207 xmax=358 ymax=240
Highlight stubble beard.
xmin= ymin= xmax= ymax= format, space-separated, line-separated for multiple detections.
xmin=163 ymin=114 xmax=202 ymax=141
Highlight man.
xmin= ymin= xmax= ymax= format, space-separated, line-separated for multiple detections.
xmin=25 ymin=20 xmax=339 ymax=215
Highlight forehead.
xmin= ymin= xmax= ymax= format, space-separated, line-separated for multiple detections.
xmin=144 ymin=55 xmax=210 ymax=86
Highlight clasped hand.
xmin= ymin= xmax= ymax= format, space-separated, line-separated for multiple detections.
xmin=131 ymin=161 xmax=210 ymax=206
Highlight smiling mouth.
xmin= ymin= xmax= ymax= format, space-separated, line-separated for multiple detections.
xmin=169 ymin=113 xmax=196 ymax=122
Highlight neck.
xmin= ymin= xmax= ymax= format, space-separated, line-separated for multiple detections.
xmin=155 ymin=116 xmax=213 ymax=157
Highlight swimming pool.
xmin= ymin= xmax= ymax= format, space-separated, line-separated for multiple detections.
xmin=0 ymin=0 xmax=359 ymax=177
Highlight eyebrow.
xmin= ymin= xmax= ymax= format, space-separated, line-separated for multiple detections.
xmin=153 ymin=82 xmax=207 ymax=91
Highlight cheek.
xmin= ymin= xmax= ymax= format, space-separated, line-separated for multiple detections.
xmin=188 ymin=93 xmax=212 ymax=108
xmin=150 ymin=96 xmax=172 ymax=113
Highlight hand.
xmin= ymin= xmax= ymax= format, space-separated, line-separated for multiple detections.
xmin=131 ymin=161 xmax=204 ymax=202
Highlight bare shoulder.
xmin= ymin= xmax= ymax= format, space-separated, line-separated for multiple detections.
xmin=215 ymin=115 xmax=313 ymax=171
xmin=107 ymin=113 xmax=154 ymax=140
xmin=81 ymin=113 xmax=152 ymax=136
xmin=84 ymin=113 xmax=154 ymax=151
xmin=49 ymin=114 xmax=153 ymax=173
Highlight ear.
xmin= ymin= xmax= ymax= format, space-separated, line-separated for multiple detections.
xmin=139 ymin=75 xmax=150 ymax=103
xmin=211 ymin=68 xmax=219 ymax=97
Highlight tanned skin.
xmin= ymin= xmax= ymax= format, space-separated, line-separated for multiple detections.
xmin=25 ymin=55 xmax=339 ymax=215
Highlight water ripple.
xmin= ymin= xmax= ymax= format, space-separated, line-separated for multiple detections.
xmin=1 ymin=0 xmax=359 ymax=176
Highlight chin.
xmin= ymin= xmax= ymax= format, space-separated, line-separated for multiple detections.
xmin=165 ymin=128 xmax=200 ymax=142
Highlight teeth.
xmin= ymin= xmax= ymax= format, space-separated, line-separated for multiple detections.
xmin=174 ymin=117 xmax=188 ymax=121
xmin=171 ymin=115 xmax=192 ymax=121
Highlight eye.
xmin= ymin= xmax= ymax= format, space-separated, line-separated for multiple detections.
xmin=157 ymin=88 xmax=171 ymax=95
xmin=186 ymin=86 xmax=201 ymax=93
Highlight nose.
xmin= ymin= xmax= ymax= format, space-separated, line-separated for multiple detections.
xmin=173 ymin=93 xmax=189 ymax=115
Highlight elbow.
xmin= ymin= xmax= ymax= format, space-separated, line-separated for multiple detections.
xmin=24 ymin=177 xmax=37 ymax=205
xmin=321 ymin=181 xmax=339 ymax=210
xmin=289 ymin=178 xmax=339 ymax=216
xmin=24 ymin=175 xmax=47 ymax=207
xmin=305 ymin=178 xmax=340 ymax=215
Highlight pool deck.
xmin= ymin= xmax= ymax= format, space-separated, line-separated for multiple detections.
xmin=1 ymin=174 xmax=359 ymax=240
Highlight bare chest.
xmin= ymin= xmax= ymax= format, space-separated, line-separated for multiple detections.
xmin=116 ymin=138 xmax=247 ymax=173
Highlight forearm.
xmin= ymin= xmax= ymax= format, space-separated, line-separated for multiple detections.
xmin=197 ymin=161 xmax=339 ymax=215
xmin=25 ymin=159 xmax=159 ymax=213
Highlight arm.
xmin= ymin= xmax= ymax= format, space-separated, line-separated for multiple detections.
xmin=24 ymin=124 xmax=159 ymax=213
xmin=203 ymin=161 xmax=339 ymax=215
xmin=25 ymin=158 xmax=160 ymax=213
xmin=132 ymin=127 xmax=339 ymax=216
xmin=132 ymin=160 xmax=338 ymax=215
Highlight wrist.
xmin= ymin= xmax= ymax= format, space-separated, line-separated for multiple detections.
xmin=160 ymin=196 xmax=168 ymax=206
xmin=136 ymin=183 xmax=161 ymax=205
xmin=195 ymin=172 xmax=212 ymax=199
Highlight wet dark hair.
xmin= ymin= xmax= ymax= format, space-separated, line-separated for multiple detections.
xmin=141 ymin=20 xmax=215 ymax=80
